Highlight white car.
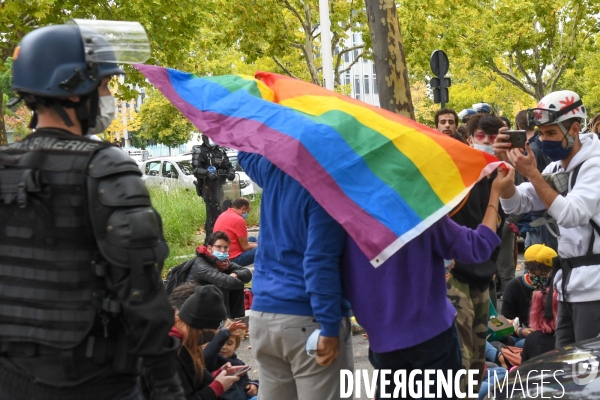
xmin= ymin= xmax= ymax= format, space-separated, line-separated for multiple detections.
xmin=139 ymin=155 xmax=196 ymax=189
xmin=139 ymin=153 xmax=260 ymax=196
xmin=226 ymin=150 xmax=262 ymax=196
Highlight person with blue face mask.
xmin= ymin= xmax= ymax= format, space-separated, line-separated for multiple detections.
xmin=494 ymin=90 xmax=600 ymax=350
xmin=185 ymin=231 xmax=253 ymax=319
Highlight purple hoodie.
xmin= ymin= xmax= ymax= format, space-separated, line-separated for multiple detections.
xmin=341 ymin=216 xmax=500 ymax=353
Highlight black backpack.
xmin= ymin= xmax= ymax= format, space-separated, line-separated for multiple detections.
xmin=164 ymin=258 xmax=195 ymax=295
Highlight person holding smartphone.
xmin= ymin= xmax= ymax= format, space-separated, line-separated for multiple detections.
xmin=494 ymin=90 xmax=600 ymax=348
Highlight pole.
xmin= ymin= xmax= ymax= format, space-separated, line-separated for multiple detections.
xmin=319 ymin=0 xmax=334 ymax=90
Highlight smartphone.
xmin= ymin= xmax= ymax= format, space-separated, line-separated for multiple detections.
xmin=500 ymin=130 xmax=527 ymax=149
xmin=233 ymin=365 xmax=252 ymax=376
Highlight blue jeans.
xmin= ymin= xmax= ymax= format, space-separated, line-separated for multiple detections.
xmin=479 ymin=367 xmax=507 ymax=400
xmin=231 ymin=237 xmax=257 ymax=267
xmin=485 ymin=341 xmax=499 ymax=363
xmin=368 ymin=324 xmax=462 ymax=400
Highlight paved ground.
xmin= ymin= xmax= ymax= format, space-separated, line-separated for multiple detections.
xmin=230 ymin=245 xmax=526 ymax=400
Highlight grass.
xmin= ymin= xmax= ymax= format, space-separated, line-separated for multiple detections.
xmin=148 ymin=186 xmax=261 ymax=274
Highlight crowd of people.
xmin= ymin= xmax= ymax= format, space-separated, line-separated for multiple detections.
xmin=3 ymin=17 xmax=600 ymax=400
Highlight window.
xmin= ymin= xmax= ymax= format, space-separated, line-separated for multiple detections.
xmin=364 ymin=75 xmax=370 ymax=94
xmin=354 ymin=75 xmax=361 ymax=96
xmin=229 ymin=155 xmax=244 ymax=172
xmin=345 ymin=76 xmax=351 ymax=86
xmin=176 ymin=160 xmax=193 ymax=175
xmin=356 ymin=94 xmax=361 ymax=101
xmin=145 ymin=161 xmax=161 ymax=176
xmin=373 ymin=77 xmax=378 ymax=95
xmin=162 ymin=161 xmax=179 ymax=179
xmin=354 ymin=49 xmax=359 ymax=60
xmin=343 ymin=51 xmax=349 ymax=62
xmin=373 ymin=65 xmax=376 ymax=74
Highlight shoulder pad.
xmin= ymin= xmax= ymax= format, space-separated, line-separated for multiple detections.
xmin=88 ymin=147 xmax=141 ymax=178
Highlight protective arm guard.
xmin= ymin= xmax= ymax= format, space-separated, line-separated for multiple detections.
xmin=221 ymin=151 xmax=236 ymax=181
xmin=86 ymin=147 xmax=177 ymax=374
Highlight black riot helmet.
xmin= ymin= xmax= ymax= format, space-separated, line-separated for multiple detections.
xmin=11 ymin=19 xmax=150 ymax=133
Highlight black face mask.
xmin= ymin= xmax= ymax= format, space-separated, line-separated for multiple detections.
xmin=530 ymin=275 xmax=549 ymax=290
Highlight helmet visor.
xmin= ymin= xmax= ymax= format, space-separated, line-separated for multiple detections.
xmin=528 ymin=108 xmax=556 ymax=126
xmin=68 ymin=19 xmax=150 ymax=64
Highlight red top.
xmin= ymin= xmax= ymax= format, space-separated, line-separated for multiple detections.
xmin=214 ymin=208 xmax=247 ymax=259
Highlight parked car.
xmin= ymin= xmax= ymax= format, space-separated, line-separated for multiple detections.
xmin=226 ymin=150 xmax=262 ymax=196
xmin=487 ymin=336 xmax=600 ymax=399
xmin=139 ymin=155 xmax=196 ymax=189
xmin=139 ymin=153 xmax=259 ymax=197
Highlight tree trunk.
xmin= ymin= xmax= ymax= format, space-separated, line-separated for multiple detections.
xmin=364 ymin=0 xmax=414 ymax=119
xmin=0 ymin=86 xmax=8 ymax=145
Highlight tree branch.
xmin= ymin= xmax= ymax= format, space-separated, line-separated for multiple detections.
xmin=338 ymin=50 xmax=366 ymax=75
xmin=488 ymin=60 xmax=536 ymax=98
xmin=282 ymin=0 xmax=307 ymax=30
xmin=272 ymin=57 xmax=299 ymax=79
xmin=338 ymin=44 xmax=364 ymax=56
xmin=514 ymin=43 xmax=537 ymax=90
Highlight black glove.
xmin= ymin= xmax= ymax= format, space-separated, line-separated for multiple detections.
xmin=150 ymin=374 xmax=186 ymax=400
xmin=227 ymin=172 xmax=235 ymax=181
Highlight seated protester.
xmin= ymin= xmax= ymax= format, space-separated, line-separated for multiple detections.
xmin=203 ymin=320 xmax=247 ymax=373
xmin=186 ymin=232 xmax=252 ymax=318
xmin=495 ymin=90 xmax=600 ymax=348
xmin=501 ymin=244 xmax=556 ymax=346
xmin=218 ymin=321 xmax=259 ymax=400
xmin=522 ymin=289 xmax=559 ymax=362
xmin=501 ymin=244 xmax=557 ymax=347
xmin=169 ymin=285 xmax=239 ymax=400
xmin=170 ymin=281 xmax=200 ymax=309
xmin=214 ymin=197 xmax=258 ymax=267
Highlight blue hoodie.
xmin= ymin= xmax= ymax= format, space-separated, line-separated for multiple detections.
xmin=239 ymin=152 xmax=351 ymax=337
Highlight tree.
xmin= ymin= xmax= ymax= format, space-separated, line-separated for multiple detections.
xmin=0 ymin=0 xmax=214 ymax=143
xmin=397 ymin=0 xmax=600 ymax=101
xmin=101 ymin=100 xmax=142 ymax=143
xmin=3 ymin=105 xmax=31 ymax=140
xmin=364 ymin=0 xmax=414 ymax=119
xmin=220 ymin=0 xmax=368 ymax=87
xmin=137 ymin=89 xmax=193 ymax=152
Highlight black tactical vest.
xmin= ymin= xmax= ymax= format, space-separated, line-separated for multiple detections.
xmin=0 ymin=129 xmax=109 ymax=349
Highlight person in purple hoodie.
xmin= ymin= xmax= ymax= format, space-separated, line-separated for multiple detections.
xmin=341 ymin=166 xmax=515 ymax=399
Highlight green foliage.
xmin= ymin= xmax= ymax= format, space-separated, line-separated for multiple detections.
xmin=398 ymin=0 xmax=600 ymax=102
xmin=0 ymin=58 xmax=12 ymax=100
xmin=137 ymin=89 xmax=193 ymax=149
xmin=149 ymin=187 xmax=261 ymax=271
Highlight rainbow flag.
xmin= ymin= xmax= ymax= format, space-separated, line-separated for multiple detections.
xmin=136 ymin=64 xmax=501 ymax=266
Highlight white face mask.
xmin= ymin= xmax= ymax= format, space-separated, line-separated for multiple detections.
xmin=473 ymin=143 xmax=495 ymax=155
xmin=208 ymin=137 xmax=218 ymax=147
xmin=86 ymin=95 xmax=115 ymax=136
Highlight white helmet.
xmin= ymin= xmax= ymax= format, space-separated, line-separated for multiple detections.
xmin=528 ymin=90 xmax=587 ymax=128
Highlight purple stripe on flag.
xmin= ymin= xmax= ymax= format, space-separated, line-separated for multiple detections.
xmin=136 ymin=64 xmax=397 ymax=260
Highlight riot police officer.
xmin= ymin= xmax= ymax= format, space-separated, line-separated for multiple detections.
xmin=0 ymin=20 xmax=184 ymax=400
xmin=192 ymin=135 xmax=235 ymax=241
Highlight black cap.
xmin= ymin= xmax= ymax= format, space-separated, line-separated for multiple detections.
xmin=178 ymin=285 xmax=227 ymax=330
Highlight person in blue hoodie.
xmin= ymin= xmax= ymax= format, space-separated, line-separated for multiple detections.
xmin=239 ymin=152 xmax=353 ymax=400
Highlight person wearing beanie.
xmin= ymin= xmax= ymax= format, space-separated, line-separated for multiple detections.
xmin=170 ymin=286 xmax=240 ymax=400
xmin=501 ymin=245 xmax=557 ymax=346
